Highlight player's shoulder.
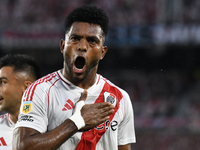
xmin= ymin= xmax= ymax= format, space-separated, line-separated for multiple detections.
xmin=22 ymin=71 xmax=61 ymax=99
xmin=37 ymin=71 xmax=59 ymax=84
xmin=99 ymin=74 xmax=129 ymax=97
xmin=31 ymin=71 xmax=60 ymax=89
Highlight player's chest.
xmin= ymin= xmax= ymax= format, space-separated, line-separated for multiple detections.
xmin=47 ymin=86 xmax=124 ymax=130
xmin=47 ymin=89 xmax=100 ymax=128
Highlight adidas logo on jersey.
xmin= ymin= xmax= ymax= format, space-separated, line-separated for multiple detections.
xmin=103 ymin=91 xmax=117 ymax=107
xmin=62 ymin=99 xmax=74 ymax=111
xmin=0 ymin=137 xmax=7 ymax=146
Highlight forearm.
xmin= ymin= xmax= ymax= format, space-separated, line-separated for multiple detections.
xmin=13 ymin=119 xmax=78 ymax=150
xmin=118 ymin=144 xmax=131 ymax=150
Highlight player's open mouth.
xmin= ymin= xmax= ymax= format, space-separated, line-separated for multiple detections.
xmin=74 ymin=56 xmax=86 ymax=73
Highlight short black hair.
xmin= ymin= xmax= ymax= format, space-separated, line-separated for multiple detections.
xmin=0 ymin=54 xmax=41 ymax=81
xmin=64 ymin=5 xmax=109 ymax=37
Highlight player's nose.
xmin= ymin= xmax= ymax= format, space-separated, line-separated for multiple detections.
xmin=78 ymin=39 xmax=87 ymax=52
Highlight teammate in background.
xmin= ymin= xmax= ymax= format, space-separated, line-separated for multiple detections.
xmin=13 ymin=5 xmax=136 ymax=150
xmin=0 ymin=54 xmax=41 ymax=150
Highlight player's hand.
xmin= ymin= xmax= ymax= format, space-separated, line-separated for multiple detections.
xmin=79 ymin=90 xmax=115 ymax=131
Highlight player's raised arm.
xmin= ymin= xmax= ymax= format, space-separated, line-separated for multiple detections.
xmin=13 ymin=90 xmax=114 ymax=150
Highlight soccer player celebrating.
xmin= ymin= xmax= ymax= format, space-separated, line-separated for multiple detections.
xmin=0 ymin=54 xmax=40 ymax=150
xmin=13 ymin=5 xmax=136 ymax=150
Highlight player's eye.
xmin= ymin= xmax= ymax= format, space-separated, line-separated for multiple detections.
xmin=88 ymin=38 xmax=98 ymax=45
xmin=70 ymin=36 xmax=80 ymax=42
xmin=0 ymin=80 xmax=5 ymax=85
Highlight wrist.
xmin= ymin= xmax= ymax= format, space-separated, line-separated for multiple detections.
xmin=69 ymin=101 xmax=85 ymax=130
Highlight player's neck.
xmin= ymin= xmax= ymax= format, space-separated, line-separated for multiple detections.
xmin=9 ymin=113 xmax=18 ymax=123
xmin=61 ymin=68 xmax=97 ymax=89
xmin=76 ymin=74 xmax=97 ymax=89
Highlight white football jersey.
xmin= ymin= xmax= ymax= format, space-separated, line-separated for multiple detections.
xmin=0 ymin=113 xmax=15 ymax=150
xmin=16 ymin=70 xmax=136 ymax=150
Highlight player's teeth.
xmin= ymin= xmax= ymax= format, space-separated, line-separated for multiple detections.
xmin=76 ymin=68 xmax=83 ymax=71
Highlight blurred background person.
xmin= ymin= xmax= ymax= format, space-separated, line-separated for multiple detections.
xmin=0 ymin=54 xmax=40 ymax=150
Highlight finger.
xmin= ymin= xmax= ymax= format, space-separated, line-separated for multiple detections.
xmin=100 ymin=109 xmax=114 ymax=117
xmin=95 ymin=102 xmax=115 ymax=108
xmin=96 ymin=104 xmax=114 ymax=113
xmin=77 ymin=90 xmax=88 ymax=102
xmin=99 ymin=116 xmax=110 ymax=123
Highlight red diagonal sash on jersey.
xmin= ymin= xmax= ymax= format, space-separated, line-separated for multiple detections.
xmin=76 ymin=82 xmax=123 ymax=150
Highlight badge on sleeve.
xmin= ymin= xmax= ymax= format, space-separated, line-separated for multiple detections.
xmin=103 ymin=91 xmax=117 ymax=107
xmin=22 ymin=101 xmax=32 ymax=114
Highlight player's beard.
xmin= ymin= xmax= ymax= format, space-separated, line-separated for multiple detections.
xmin=65 ymin=57 xmax=99 ymax=83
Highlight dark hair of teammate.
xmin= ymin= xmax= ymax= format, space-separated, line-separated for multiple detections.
xmin=0 ymin=54 xmax=41 ymax=81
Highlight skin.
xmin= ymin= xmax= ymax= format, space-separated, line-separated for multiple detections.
xmin=60 ymin=22 xmax=107 ymax=89
xmin=13 ymin=22 xmax=129 ymax=150
xmin=118 ymin=144 xmax=131 ymax=150
xmin=0 ymin=66 xmax=32 ymax=123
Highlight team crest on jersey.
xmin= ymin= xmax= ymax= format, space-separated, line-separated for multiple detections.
xmin=22 ymin=101 xmax=32 ymax=114
xmin=103 ymin=91 xmax=117 ymax=107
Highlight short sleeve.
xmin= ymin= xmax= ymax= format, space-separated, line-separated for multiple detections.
xmin=15 ymin=83 xmax=48 ymax=133
xmin=118 ymin=91 xmax=136 ymax=145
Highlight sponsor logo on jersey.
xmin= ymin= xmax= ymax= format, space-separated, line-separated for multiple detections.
xmin=19 ymin=115 xmax=34 ymax=122
xmin=95 ymin=120 xmax=118 ymax=131
xmin=22 ymin=101 xmax=32 ymax=114
xmin=62 ymin=99 xmax=74 ymax=111
xmin=110 ymin=120 xmax=118 ymax=131
xmin=103 ymin=91 xmax=117 ymax=107
xmin=0 ymin=137 xmax=7 ymax=146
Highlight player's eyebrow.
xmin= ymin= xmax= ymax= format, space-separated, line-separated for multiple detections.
xmin=0 ymin=77 xmax=7 ymax=80
xmin=70 ymin=34 xmax=100 ymax=40
xmin=87 ymin=36 xmax=100 ymax=41
xmin=70 ymin=33 xmax=82 ymax=38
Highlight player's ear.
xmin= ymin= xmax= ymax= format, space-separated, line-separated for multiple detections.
xmin=100 ymin=46 xmax=107 ymax=60
xmin=23 ymin=81 xmax=32 ymax=91
xmin=60 ymin=39 xmax=65 ymax=54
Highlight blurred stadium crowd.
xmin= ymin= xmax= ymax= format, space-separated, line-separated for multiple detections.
xmin=104 ymin=69 xmax=200 ymax=129
xmin=1 ymin=0 xmax=200 ymax=149
xmin=1 ymin=0 xmax=200 ymax=48
xmin=1 ymin=0 xmax=200 ymax=26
